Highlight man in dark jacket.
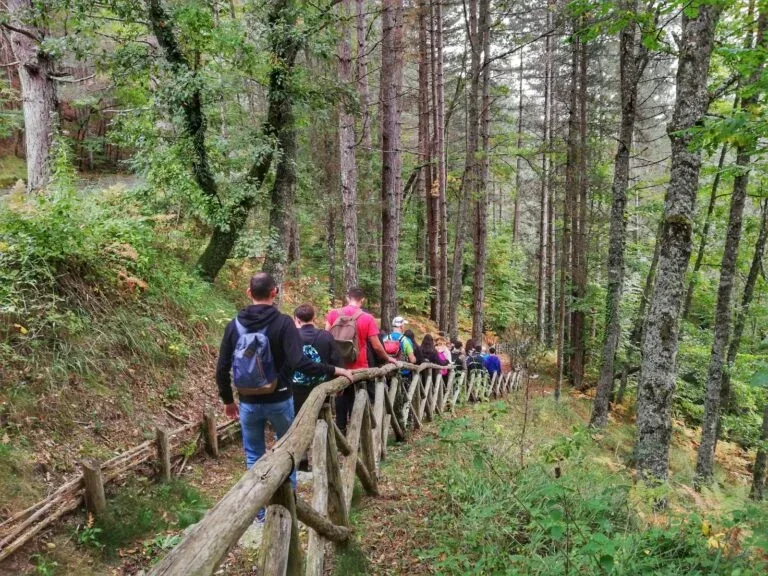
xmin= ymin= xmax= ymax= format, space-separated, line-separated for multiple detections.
xmin=292 ymin=303 xmax=346 ymax=415
xmin=216 ymin=273 xmax=353 ymax=491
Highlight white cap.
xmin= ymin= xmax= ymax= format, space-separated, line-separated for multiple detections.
xmin=392 ymin=316 xmax=408 ymax=328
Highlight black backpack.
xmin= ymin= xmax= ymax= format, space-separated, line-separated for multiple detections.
xmin=467 ymin=353 xmax=486 ymax=373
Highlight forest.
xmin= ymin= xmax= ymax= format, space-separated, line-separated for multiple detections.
xmin=2 ymin=0 xmax=768 ymax=574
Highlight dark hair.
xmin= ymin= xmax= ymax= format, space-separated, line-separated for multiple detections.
xmin=489 ymin=347 xmax=496 ymax=354
xmin=250 ymin=272 xmax=277 ymax=299
xmin=421 ymin=334 xmax=437 ymax=357
xmin=474 ymin=345 xmax=482 ymax=353
xmin=346 ymin=286 xmax=365 ymax=301
xmin=452 ymin=339 xmax=462 ymax=350
xmin=465 ymin=339 xmax=475 ymax=354
xmin=294 ymin=304 xmax=315 ymax=323
xmin=404 ymin=329 xmax=417 ymax=343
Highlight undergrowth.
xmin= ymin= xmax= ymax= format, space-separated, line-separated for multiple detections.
xmin=415 ymin=404 xmax=768 ymax=575
xmin=77 ymin=478 xmax=209 ymax=559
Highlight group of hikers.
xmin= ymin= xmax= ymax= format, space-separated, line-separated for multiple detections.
xmin=215 ymin=272 xmax=503 ymax=523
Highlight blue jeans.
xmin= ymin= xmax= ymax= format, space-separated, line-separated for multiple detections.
xmin=240 ymin=398 xmax=297 ymax=491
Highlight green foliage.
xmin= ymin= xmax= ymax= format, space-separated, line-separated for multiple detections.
xmin=420 ymin=419 xmax=768 ymax=576
xmin=31 ymin=554 xmax=59 ymax=576
xmin=89 ymin=479 xmax=208 ymax=558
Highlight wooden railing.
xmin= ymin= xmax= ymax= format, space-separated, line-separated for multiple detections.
xmin=0 ymin=414 xmax=239 ymax=563
xmin=150 ymin=362 xmax=524 ymax=576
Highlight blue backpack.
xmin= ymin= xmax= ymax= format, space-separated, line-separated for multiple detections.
xmin=232 ymin=320 xmax=278 ymax=393
xmin=292 ymin=334 xmax=324 ymax=387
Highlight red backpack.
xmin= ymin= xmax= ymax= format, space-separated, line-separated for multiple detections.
xmin=383 ymin=333 xmax=404 ymax=359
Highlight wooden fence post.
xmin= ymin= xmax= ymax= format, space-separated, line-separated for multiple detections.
xmin=81 ymin=459 xmax=106 ymax=517
xmin=321 ymin=405 xmax=349 ymax=527
xmin=372 ymin=379 xmax=386 ymax=468
xmin=306 ymin=420 xmax=329 ymax=576
xmin=266 ymin=480 xmax=303 ymax=575
xmin=203 ymin=406 xmax=219 ymax=458
xmin=360 ymin=401 xmax=379 ymax=494
xmin=156 ymin=427 xmax=171 ymax=482
xmin=260 ymin=503 xmax=292 ymax=576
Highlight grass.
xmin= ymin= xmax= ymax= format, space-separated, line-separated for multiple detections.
xmin=85 ymin=478 xmax=209 ymax=558
xmin=0 ymin=155 xmax=26 ymax=188
xmin=345 ymin=381 xmax=768 ymax=575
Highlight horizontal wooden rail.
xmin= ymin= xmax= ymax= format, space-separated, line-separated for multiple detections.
xmin=0 ymin=418 xmax=239 ymax=562
xmin=150 ymin=361 xmax=525 ymax=576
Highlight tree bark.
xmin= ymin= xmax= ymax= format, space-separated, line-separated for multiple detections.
xmin=419 ymin=0 xmax=437 ymax=320
xmin=545 ymin=10 xmax=557 ymax=348
xmin=630 ymin=217 xmax=664 ymax=350
xmin=433 ymin=0 xmax=449 ymax=331
xmin=449 ymin=0 xmax=481 ymax=340
xmin=338 ymin=0 xmax=359 ymax=292
xmin=259 ymin=0 xmax=302 ymax=291
xmin=721 ymin=201 xmax=768 ymax=446
xmin=380 ymin=0 xmax=404 ymax=331
xmin=471 ymin=0 xmax=491 ymax=344
xmin=571 ymin=31 xmax=588 ymax=390
xmin=751 ymin=402 xmax=768 ymax=500
xmin=513 ymin=47 xmax=524 ymax=243
xmin=5 ymin=0 xmax=58 ymax=192
xmin=591 ymin=0 xmax=644 ymax=428
xmin=695 ymin=9 xmax=767 ymax=486
xmin=634 ymin=4 xmax=722 ymax=484
xmin=537 ymin=21 xmax=551 ymax=345
xmin=561 ymin=21 xmax=580 ymax=386
xmin=681 ymin=142 xmax=729 ymax=320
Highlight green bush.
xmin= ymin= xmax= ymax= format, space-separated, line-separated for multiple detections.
xmin=418 ymin=421 xmax=768 ymax=576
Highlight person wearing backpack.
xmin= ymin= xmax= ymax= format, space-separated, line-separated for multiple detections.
xmin=466 ymin=344 xmax=488 ymax=375
xmin=383 ymin=317 xmax=417 ymax=365
xmin=216 ymin=273 xmax=353 ymax=497
xmin=292 ymin=304 xmax=346 ymax=415
xmin=325 ymin=286 xmax=395 ymax=432
xmin=291 ymin=303 xmax=347 ymax=471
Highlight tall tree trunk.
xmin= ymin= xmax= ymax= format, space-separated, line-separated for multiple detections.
xmin=419 ymin=0 xmax=438 ymax=320
xmin=630 ymin=217 xmax=664 ymax=350
xmin=722 ymin=201 xmax=768 ymax=446
xmin=328 ymin=201 xmax=338 ymax=302
xmin=537 ymin=21 xmax=551 ymax=345
xmin=471 ymin=0 xmax=491 ymax=343
xmin=634 ymin=4 xmax=722 ymax=484
xmin=591 ymin=0 xmax=644 ymax=428
xmin=694 ymin=148 xmax=751 ymax=483
xmin=449 ymin=0 xmax=481 ymax=340
xmin=546 ymin=16 xmax=557 ymax=348
xmin=513 ymin=48 xmax=524 ymax=243
xmin=695 ymin=9 xmax=766 ymax=486
xmin=561 ymin=21 xmax=580 ymax=385
xmin=356 ymin=0 xmax=371 ymax=150
xmin=338 ymin=0 xmax=359 ymax=292
xmin=380 ymin=0 xmax=404 ymax=330
xmin=5 ymin=0 xmax=58 ymax=192
xmin=571 ymin=31 xmax=588 ymax=390
xmin=434 ymin=0 xmax=449 ymax=331
xmin=148 ymin=0 xmax=270 ymax=283
xmin=356 ymin=0 xmax=376 ymax=273
xmin=257 ymin=0 xmax=302 ymax=291
xmin=681 ymin=142 xmax=729 ymax=319
xmin=751 ymin=402 xmax=768 ymax=500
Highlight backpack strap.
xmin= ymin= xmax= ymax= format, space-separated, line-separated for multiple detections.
xmin=234 ymin=318 xmax=246 ymax=336
xmin=351 ymin=308 xmax=364 ymax=320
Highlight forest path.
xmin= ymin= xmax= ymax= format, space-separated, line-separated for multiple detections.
xmin=330 ymin=374 xmax=567 ymax=576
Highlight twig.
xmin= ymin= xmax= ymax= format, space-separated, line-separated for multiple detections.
xmin=164 ymin=408 xmax=192 ymax=425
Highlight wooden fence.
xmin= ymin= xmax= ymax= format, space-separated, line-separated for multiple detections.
xmin=0 ymin=410 xmax=240 ymax=562
xmin=149 ymin=362 xmax=524 ymax=576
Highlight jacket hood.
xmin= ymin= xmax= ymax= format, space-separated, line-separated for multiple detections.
xmin=237 ymin=304 xmax=281 ymax=330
